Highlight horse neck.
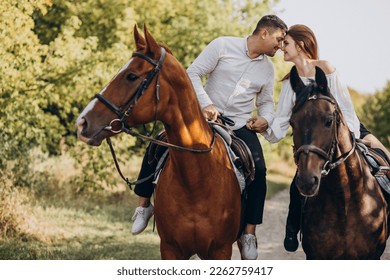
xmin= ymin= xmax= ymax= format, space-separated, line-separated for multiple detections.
xmin=160 ymin=72 xmax=213 ymax=153
xmin=327 ymin=122 xmax=362 ymax=193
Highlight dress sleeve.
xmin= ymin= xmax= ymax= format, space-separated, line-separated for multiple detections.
xmin=186 ymin=38 xmax=222 ymax=109
xmin=261 ymin=79 xmax=295 ymax=143
xmin=327 ymin=71 xmax=361 ymax=138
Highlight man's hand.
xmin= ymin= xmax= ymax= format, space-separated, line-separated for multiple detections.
xmin=246 ymin=116 xmax=268 ymax=133
xmin=202 ymin=104 xmax=219 ymax=121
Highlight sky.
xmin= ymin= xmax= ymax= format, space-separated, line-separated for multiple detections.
xmin=272 ymin=0 xmax=390 ymax=94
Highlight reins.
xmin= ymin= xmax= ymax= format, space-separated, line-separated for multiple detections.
xmin=106 ymin=124 xmax=218 ymax=190
xmin=105 ymin=118 xmax=233 ymax=189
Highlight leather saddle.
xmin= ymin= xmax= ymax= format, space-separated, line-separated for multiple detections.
xmin=356 ymin=140 xmax=390 ymax=195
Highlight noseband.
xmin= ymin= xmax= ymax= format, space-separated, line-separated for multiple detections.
xmin=293 ymin=94 xmax=356 ymax=176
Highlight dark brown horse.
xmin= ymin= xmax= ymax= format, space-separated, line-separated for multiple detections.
xmin=289 ymin=66 xmax=388 ymax=259
xmin=75 ymin=25 xmax=242 ymax=259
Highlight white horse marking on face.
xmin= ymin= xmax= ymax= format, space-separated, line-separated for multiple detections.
xmin=77 ymin=58 xmax=134 ymax=121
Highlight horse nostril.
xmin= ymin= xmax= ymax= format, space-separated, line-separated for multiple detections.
xmin=76 ymin=117 xmax=87 ymax=135
xmin=312 ymin=176 xmax=319 ymax=186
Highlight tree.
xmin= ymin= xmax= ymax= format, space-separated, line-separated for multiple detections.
xmin=0 ymin=0 xmax=50 ymax=167
xmin=2 ymin=0 xmax=283 ymax=190
xmin=362 ymin=81 xmax=390 ymax=147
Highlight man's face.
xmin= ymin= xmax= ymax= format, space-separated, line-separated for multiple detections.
xmin=263 ymin=29 xmax=285 ymax=57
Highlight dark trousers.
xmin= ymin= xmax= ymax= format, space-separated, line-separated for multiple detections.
xmin=285 ymin=175 xmax=301 ymax=234
xmin=234 ymin=126 xmax=267 ymax=225
xmin=134 ymin=126 xmax=268 ymax=225
xmin=134 ymin=145 xmax=165 ymax=198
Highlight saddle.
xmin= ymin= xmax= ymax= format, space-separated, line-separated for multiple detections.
xmin=356 ymin=140 xmax=390 ymax=195
xmin=147 ymin=126 xmax=255 ymax=187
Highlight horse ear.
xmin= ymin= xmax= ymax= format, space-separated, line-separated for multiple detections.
xmin=134 ymin=24 xmax=146 ymax=50
xmin=143 ymin=24 xmax=161 ymax=58
xmin=290 ymin=66 xmax=305 ymax=94
xmin=314 ymin=66 xmax=328 ymax=93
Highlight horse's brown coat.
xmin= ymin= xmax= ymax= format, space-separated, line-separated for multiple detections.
xmin=76 ymin=25 xmax=241 ymax=259
xmin=290 ymin=66 xmax=388 ymax=259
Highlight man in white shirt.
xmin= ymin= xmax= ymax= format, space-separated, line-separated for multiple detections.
xmin=186 ymin=15 xmax=287 ymax=259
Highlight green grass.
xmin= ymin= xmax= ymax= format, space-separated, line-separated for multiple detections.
xmin=0 ymin=171 xmax=291 ymax=260
xmin=0 ymin=191 xmax=161 ymax=260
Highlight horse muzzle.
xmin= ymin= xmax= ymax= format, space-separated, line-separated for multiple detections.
xmin=296 ymin=172 xmax=321 ymax=197
xmin=75 ymin=117 xmax=107 ymax=146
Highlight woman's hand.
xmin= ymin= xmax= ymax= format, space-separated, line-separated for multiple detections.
xmin=246 ymin=116 xmax=268 ymax=133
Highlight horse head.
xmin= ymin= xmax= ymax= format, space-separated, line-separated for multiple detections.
xmin=290 ymin=66 xmax=347 ymax=197
xmin=76 ymin=25 xmax=176 ymax=146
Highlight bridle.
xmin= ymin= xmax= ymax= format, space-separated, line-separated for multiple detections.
xmin=95 ymin=47 xmax=167 ymax=135
xmin=94 ymin=46 xmax=216 ymax=153
xmin=293 ymin=94 xmax=356 ymax=176
xmin=93 ymin=47 xmax=216 ymax=188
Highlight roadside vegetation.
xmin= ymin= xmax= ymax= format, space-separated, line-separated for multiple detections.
xmin=1 ymin=0 xmax=388 ymax=260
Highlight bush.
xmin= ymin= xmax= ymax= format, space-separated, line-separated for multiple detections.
xmin=0 ymin=171 xmax=31 ymax=238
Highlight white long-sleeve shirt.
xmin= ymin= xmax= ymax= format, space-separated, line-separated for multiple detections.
xmin=187 ymin=36 xmax=275 ymax=130
xmin=263 ymin=70 xmax=361 ymax=142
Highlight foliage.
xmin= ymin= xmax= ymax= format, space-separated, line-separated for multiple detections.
xmin=0 ymin=0 xmax=50 ymax=167
xmin=131 ymin=0 xmax=273 ymax=67
xmin=1 ymin=0 xmax=281 ymax=192
xmin=4 ymin=0 xmax=388 ymax=196
xmin=361 ymin=81 xmax=390 ymax=147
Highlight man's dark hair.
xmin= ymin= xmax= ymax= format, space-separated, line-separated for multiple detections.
xmin=253 ymin=15 xmax=287 ymax=35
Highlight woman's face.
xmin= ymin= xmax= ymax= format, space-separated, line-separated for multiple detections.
xmin=282 ymin=35 xmax=299 ymax=62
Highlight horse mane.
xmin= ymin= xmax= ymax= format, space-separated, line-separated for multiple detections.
xmin=158 ymin=42 xmax=173 ymax=55
xmin=292 ymin=81 xmax=316 ymax=113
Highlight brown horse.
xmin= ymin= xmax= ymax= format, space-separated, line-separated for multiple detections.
xmin=75 ymin=25 xmax=242 ymax=259
xmin=289 ymin=66 xmax=388 ymax=259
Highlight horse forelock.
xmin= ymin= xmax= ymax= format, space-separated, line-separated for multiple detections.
xmin=292 ymin=81 xmax=335 ymax=114
xmin=136 ymin=40 xmax=173 ymax=60
xmin=292 ymin=82 xmax=315 ymax=113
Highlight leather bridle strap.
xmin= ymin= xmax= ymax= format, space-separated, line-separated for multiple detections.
xmin=106 ymin=137 xmax=157 ymax=189
xmin=94 ymin=47 xmax=166 ymax=122
xmin=293 ymin=94 xmax=356 ymax=176
xmin=322 ymin=132 xmax=356 ymax=175
xmin=295 ymin=144 xmax=330 ymax=162
xmin=95 ymin=93 xmax=123 ymax=117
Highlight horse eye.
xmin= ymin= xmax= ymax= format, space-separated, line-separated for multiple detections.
xmin=126 ymin=73 xmax=138 ymax=82
xmin=325 ymin=118 xmax=333 ymax=128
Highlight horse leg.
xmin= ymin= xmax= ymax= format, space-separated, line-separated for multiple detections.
xmin=208 ymin=245 xmax=233 ymax=260
xmin=237 ymin=239 xmax=244 ymax=260
xmin=160 ymin=241 xmax=190 ymax=260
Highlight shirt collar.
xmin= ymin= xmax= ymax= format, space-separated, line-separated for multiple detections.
xmin=245 ymin=36 xmax=264 ymax=61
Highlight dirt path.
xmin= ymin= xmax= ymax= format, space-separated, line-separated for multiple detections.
xmin=231 ymin=188 xmax=390 ymax=260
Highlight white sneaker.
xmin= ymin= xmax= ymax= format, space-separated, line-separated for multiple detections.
xmin=131 ymin=204 xmax=154 ymax=235
xmin=240 ymin=234 xmax=258 ymax=260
